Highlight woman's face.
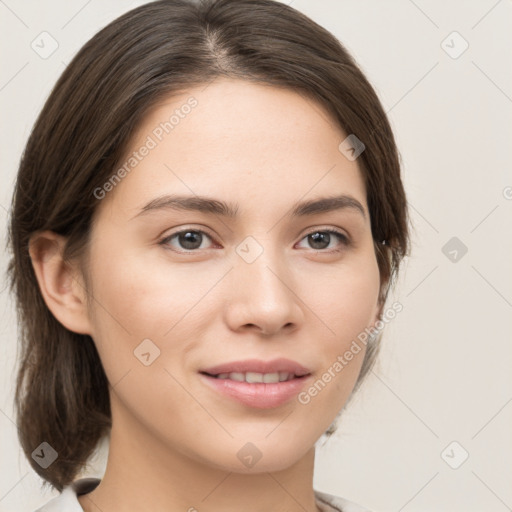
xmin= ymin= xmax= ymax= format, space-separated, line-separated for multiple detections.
xmin=83 ymin=78 xmax=382 ymax=473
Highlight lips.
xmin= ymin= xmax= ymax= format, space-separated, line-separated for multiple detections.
xmin=199 ymin=358 xmax=312 ymax=409
xmin=213 ymin=371 xmax=296 ymax=383
xmin=200 ymin=358 xmax=311 ymax=377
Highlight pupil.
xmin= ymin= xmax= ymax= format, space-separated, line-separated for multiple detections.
xmin=180 ymin=231 xmax=202 ymax=249
xmin=309 ymin=232 xmax=329 ymax=249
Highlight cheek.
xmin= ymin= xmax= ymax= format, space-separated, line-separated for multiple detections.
xmin=85 ymin=240 xmax=217 ymax=379
xmin=90 ymin=240 xmax=186 ymax=330
xmin=291 ymin=254 xmax=380 ymax=410
xmin=303 ymin=253 xmax=381 ymax=347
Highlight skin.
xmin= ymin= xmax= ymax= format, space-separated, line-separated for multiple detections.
xmin=30 ymin=78 xmax=384 ymax=512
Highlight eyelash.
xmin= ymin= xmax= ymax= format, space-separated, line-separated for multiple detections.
xmin=158 ymin=227 xmax=350 ymax=254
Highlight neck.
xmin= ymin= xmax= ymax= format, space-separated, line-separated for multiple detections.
xmin=79 ymin=396 xmax=320 ymax=512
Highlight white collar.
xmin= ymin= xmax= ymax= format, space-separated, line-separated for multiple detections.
xmin=36 ymin=477 xmax=371 ymax=512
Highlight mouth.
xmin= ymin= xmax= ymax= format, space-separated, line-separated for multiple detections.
xmin=200 ymin=370 xmax=307 ymax=383
xmin=198 ymin=358 xmax=313 ymax=409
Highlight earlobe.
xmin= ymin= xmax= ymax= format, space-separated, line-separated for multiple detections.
xmin=370 ymin=298 xmax=385 ymax=332
xmin=28 ymin=231 xmax=93 ymax=335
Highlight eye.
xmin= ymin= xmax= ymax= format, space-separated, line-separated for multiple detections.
xmin=296 ymin=229 xmax=349 ymax=252
xmin=159 ymin=227 xmax=350 ymax=253
xmin=159 ymin=229 xmax=215 ymax=252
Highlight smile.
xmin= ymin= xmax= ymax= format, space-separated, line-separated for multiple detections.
xmin=208 ymin=371 xmax=298 ymax=383
xmin=198 ymin=358 xmax=313 ymax=409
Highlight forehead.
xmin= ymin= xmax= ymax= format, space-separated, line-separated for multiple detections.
xmin=95 ymin=78 xmax=367 ymax=221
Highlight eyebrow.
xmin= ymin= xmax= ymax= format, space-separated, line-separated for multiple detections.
xmin=132 ymin=194 xmax=366 ymax=220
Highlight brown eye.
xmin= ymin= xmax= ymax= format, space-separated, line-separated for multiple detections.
xmin=160 ymin=230 xmax=214 ymax=251
xmin=297 ymin=229 xmax=349 ymax=252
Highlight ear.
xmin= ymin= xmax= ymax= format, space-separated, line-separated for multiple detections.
xmin=373 ymin=301 xmax=385 ymax=326
xmin=29 ymin=231 xmax=93 ymax=335
xmin=368 ymin=289 xmax=387 ymax=332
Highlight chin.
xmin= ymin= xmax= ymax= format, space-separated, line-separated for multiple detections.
xmin=197 ymin=435 xmax=316 ymax=475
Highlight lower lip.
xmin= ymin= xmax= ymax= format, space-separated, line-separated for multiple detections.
xmin=199 ymin=373 xmax=312 ymax=409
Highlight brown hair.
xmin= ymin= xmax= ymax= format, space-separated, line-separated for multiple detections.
xmin=7 ymin=0 xmax=410 ymax=492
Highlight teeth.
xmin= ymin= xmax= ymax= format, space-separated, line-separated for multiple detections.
xmin=246 ymin=372 xmax=263 ymax=383
xmin=263 ymin=373 xmax=279 ymax=383
xmin=214 ymin=372 xmax=294 ymax=383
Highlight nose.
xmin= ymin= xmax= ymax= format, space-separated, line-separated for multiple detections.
xmin=223 ymin=245 xmax=304 ymax=337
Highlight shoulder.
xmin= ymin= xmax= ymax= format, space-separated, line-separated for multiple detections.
xmin=33 ymin=478 xmax=101 ymax=512
xmin=315 ymin=489 xmax=373 ymax=512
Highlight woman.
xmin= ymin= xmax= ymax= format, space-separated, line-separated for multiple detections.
xmin=8 ymin=0 xmax=410 ymax=510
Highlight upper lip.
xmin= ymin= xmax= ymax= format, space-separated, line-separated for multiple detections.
xmin=200 ymin=358 xmax=311 ymax=377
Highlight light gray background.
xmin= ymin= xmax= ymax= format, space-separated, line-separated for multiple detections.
xmin=1 ymin=1 xmax=511 ymax=511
